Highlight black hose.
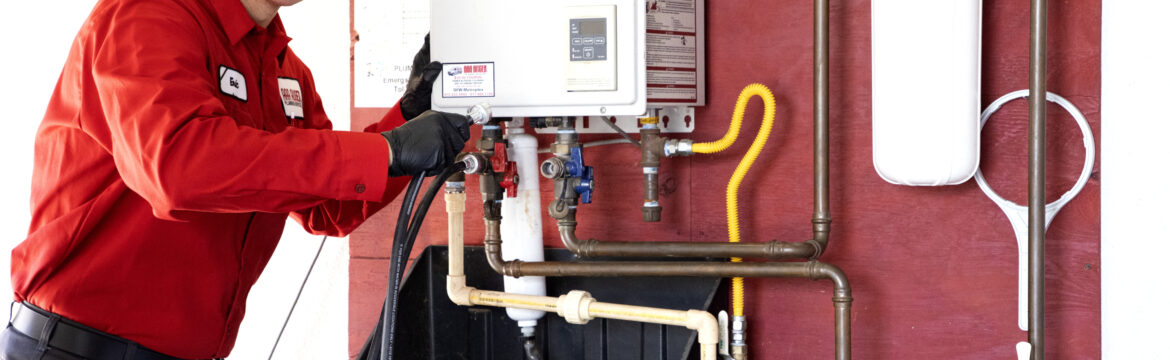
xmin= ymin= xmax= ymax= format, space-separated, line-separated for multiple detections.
xmin=381 ymin=163 xmax=467 ymax=360
xmin=380 ymin=174 xmax=425 ymax=360
xmin=403 ymin=164 xmax=467 ymax=251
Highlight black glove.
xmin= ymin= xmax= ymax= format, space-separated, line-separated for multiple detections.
xmin=382 ymin=110 xmax=471 ymax=177
xmin=400 ymin=34 xmax=443 ymax=120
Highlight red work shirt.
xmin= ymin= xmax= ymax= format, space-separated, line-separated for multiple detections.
xmin=13 ymin=0 xmax=410 ymax=357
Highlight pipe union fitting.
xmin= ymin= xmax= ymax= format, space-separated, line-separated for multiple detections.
xmin=558 ymin=290 xmax=595 ymax=325
xmin=663 ymin=139 xmax=695 ymax=157
xmin=730 ymin=316 xmax=747 ymax=346
xmin=445 ymin=181 xmax=466 ymax=193
xmin=460 ymin=154 xmax=486 ymax=174
xmin=541 ymin=157 xmax=567 ymax=179
xmin=466 ymin=103 xmax=492 ymax=125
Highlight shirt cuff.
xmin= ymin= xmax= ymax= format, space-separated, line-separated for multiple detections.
xmin=334 ymin=131 xmax=390 ymax=202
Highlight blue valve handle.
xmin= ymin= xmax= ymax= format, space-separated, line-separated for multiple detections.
xmin=565 ymin=147 xmax=594 ymax=204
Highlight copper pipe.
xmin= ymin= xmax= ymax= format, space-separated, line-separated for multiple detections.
xmin=641 ymin=125 xmax=664 ymax=222
xmin=484 ymin=219 xmax=506 ymax=274
xmin=535 ymin=0 xmax=832 ymax=261
xmin=1028 ymin=0 xmax=1047 ymax=357
xmin=811 ymin=0 xmax=831 ymax=256
xmin=485 ymin=235 xmax=851 ymax=359
xmin=565 ymin=223 xmax=819 ymax=259
xmin=469 ymin=1 xmax=851 ymax=357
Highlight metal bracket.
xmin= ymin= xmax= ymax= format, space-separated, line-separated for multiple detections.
xmin=531 ymin=106 xmax=696 ymax=134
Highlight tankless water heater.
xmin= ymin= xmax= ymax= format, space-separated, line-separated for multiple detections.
xmin=429 ymin=0 xmax=647 ymax=117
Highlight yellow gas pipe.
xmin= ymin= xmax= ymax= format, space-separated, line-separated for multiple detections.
xmin=692 ymin=83 xmax=777 ymax=358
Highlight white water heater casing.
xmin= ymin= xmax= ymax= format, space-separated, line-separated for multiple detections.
xmin=871 ymin=0 xmax=982 ymax=186
xmin=429 ymin=0 xmax=647 ymax=117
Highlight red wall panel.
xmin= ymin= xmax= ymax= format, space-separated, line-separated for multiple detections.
xmin=349 ymin=1 xmax=1101 ymax=358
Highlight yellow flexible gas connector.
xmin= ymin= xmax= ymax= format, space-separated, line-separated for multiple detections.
xmin=704 ymin=83 xmax=776 ymax=320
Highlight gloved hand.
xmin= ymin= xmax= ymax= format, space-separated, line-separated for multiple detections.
xmin=382 ymin=110 xmax=471 ymax=177
xmin=400 ymin=34 xmax=443 ymax=120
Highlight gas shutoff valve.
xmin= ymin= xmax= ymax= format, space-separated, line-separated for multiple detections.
xmin=490 ymin=143 xmax=519 ymax=198
xmin=566 ymin=147 xmax=594 ymax=204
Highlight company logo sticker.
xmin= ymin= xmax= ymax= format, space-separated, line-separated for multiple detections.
xmin=441 ymin=62 xmax=495 ymax=98
xmin=277 ymin=77 xmax=304 ymax=120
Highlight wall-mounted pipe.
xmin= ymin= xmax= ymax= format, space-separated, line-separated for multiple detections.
xmin=1027 ymin=0 xmax=1047 ymax=358
xmin=459 ymin=1 xmax=850 ymax=357
xmin=640 ymin=118 xmax=664 ymax=222
xmin=444 ymin=182 xmax=719 ymax=360
xmin=811 ymin=0 xmax=832 ymax=255
xmin=482 ymin=218 xmax=852 ymax=360
xmin=534 ymin=0 xmax=833 ymax=261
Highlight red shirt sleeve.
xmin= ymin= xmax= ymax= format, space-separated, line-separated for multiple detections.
xmin=90 ymin=4 xmax=391 ymax=220
xmin=288 ymin=66 xmax=411 ymax=236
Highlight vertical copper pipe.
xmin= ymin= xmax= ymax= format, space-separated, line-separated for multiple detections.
xmin=1028 ymin=0 xmax=1047 ymax=357
xmin=811 ymin=0 xmax=831 ymax=257
xmin=641 ymin=126 xmax=664 ymax=222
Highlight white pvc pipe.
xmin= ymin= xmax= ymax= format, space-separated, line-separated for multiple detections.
xmin=443 ymin=189 xmax=718 ymax=360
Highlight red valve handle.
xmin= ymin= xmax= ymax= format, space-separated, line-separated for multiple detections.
xmin=491 ymin=143 xmax=519 ymax=198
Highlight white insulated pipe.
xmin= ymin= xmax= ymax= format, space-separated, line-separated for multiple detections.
xmin=443 ymin=189 xmax=718 ymax=360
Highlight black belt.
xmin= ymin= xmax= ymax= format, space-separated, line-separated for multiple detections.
xmin=10 ymin=302 xmax=184 ymax=360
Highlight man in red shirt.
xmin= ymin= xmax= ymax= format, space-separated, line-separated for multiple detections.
xmin=2 ymin=0 xmax=469 ymax=359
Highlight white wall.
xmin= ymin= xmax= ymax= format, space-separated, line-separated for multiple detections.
xmin=0 ymin=2 xmax=351 ymax=359
xmin=1100 ymin=2 xmax=1170 ymax=359
xmin=229 ymin=2 xmax=352 ymax=359
xmin=0 ymin=0 xmax=100 ymax=317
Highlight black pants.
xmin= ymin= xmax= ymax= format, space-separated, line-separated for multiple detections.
xmin=1 ymin=303 xmax=184 ymax=360
xmin=0 ymin=325 xmax=83 ymax=360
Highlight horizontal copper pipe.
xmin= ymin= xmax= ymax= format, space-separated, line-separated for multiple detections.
xmin=562 ymin=223 xmax=820 ymax=259
xmin=482 ymin=215 xmax=850 ymax=359
xmin=485 ymin=232 xmax=850 ymax=359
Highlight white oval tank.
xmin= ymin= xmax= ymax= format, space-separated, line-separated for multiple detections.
xmin=500 ymin=122 xmax=547 ymax=328
xmin=872 ymin=0 xmax=982 ymax=186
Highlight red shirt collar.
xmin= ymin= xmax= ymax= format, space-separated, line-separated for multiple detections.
xmin=207 ymin=0 xmax=257 ymax=45
xmin=207 ymin=0 xmax=292 ymax=48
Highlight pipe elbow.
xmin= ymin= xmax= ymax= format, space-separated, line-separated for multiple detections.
xmin=687 ymin=310 xmax=720 ymax=346
xmin=558 ymin=224 xmax=588 ymax=255
xmin=446 ymin=275 xmax=473 ymax=306
xmin=811 ymin=218 xmax=831 ymax=256
xmin=486 ymin=249 xmax=507 ymax=275
xmin=810 ymin=261 xmax=851 ymax=301
xmin=767 ymin=240 xmax=819 ymax=259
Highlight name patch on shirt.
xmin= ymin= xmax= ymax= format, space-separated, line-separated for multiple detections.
xmin=277 ymin=77 xmax=304 ymax=120
xmin=218 ymin=65 xmax=247 ymax=102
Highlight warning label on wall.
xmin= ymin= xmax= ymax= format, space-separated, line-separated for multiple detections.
xmin=441 ymin=62 xmax=496 ymax=98
xmin=646 ymin=0 xmax=702 ymax=105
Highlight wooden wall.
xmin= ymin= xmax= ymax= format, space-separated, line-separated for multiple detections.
xmin=348 ymin=1 xmax=1101 ymax=358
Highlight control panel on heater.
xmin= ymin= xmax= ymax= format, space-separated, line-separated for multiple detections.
xmin=429 ymin=0 xmax=646 ymax=117
xmin=566 ymin=6 xmax=617 ymax=92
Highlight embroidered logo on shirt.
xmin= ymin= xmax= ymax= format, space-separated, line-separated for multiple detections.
xmin=277 ymin=77 xmax=304 ymax=120
xmin=218 ymin=65 xmax=247 ymax=102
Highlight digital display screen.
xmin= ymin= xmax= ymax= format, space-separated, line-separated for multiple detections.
xmin=578 ymin=19 xmax=605 ymax=36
